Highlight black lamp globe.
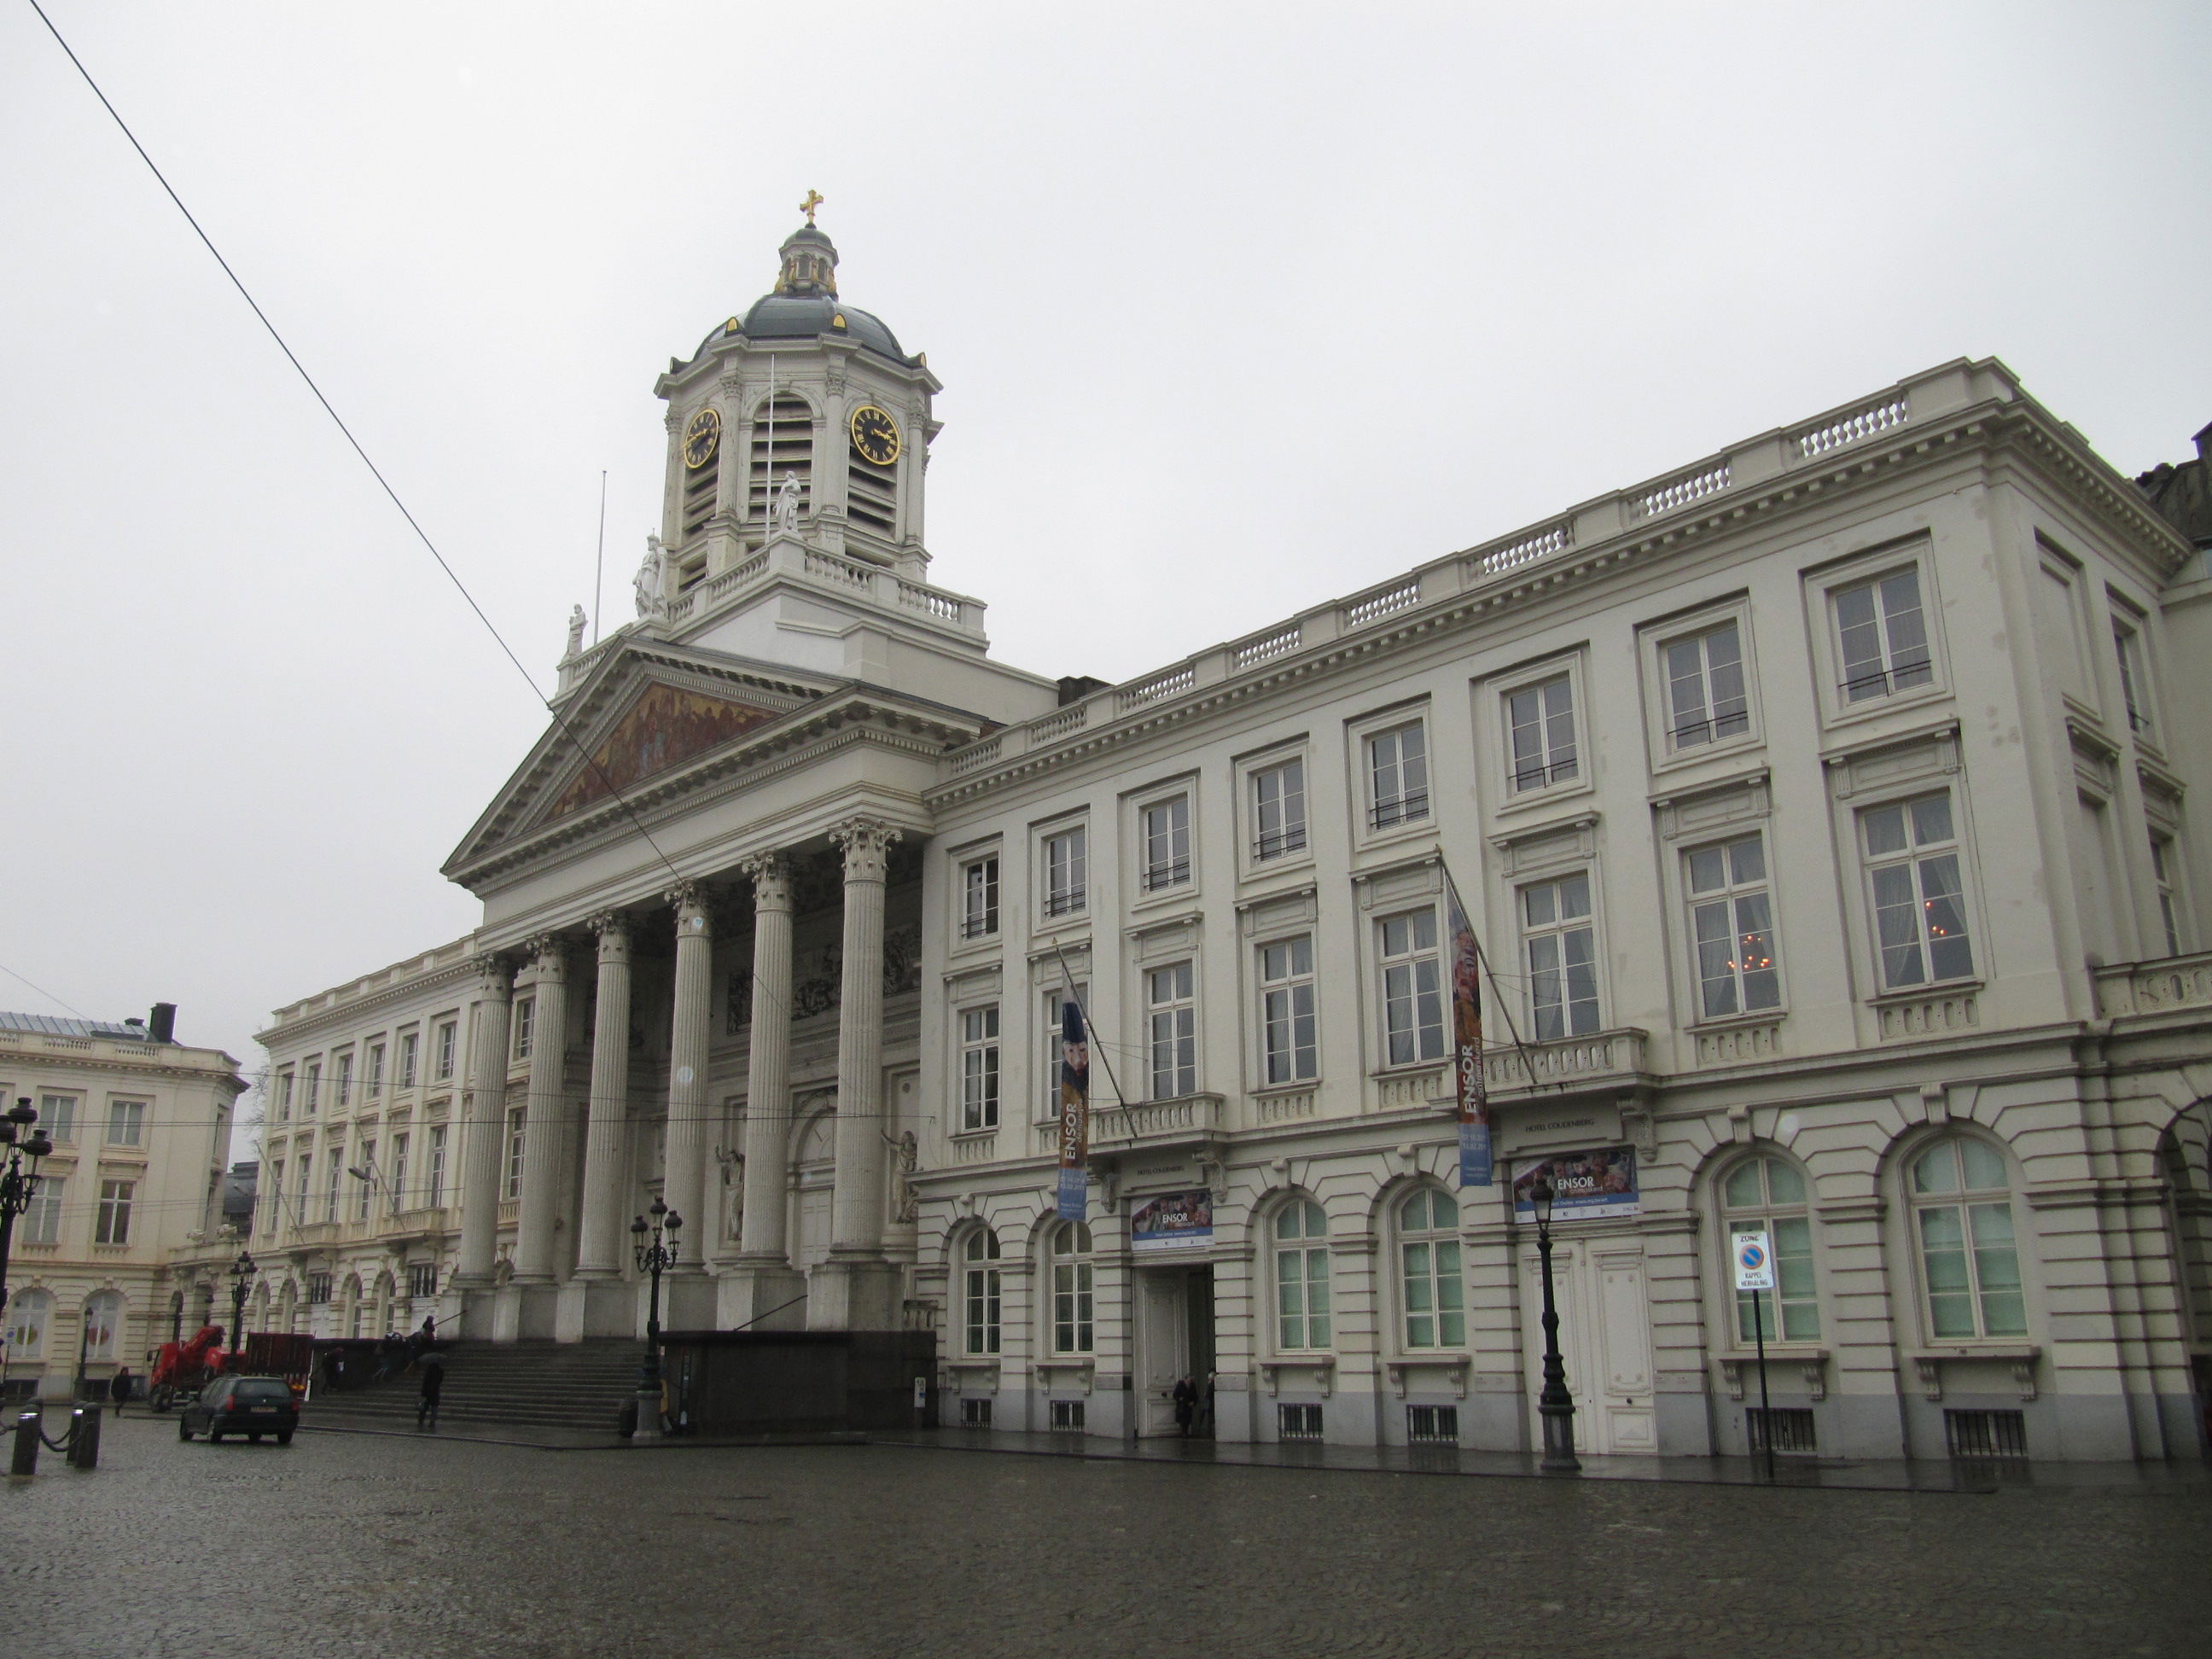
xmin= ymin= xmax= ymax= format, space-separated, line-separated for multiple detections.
xmin=1529 ymin=1173 xmax=1556 ymax=1227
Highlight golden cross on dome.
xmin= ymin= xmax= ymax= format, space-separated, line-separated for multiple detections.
xmin=800 ymin=189 xmax=824 ymax=225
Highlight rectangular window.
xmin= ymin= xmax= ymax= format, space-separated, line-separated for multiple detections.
xmin=1142 ymin=795 xmax=1192 ymax=891
xmin=2151 ymin=835 xmax=2184 ymax=956
xmin=1749 ymin=1407 xmax=1818 ymax=1455
xmin=1052 ymin=1261 xmax=1094 ymax=1353
xmin=1252 ymin=759 xmax=1307 ymax=860
xmin=960 ymin=855 xmax=1000 ymax=939
xmin=1043 ymin=827 xmax=1087 ymax=917
xmin=1378 ymin=909 xmax=1446 ymax=1066
xmin=504 ymin=1110 xmax=525 ymax=1199
xmin=1043 ymin=983 xmax=1088 ymax=1119
xmin=409 ymin=1264 xmax=438 ymax=1299
xmin=964 ymin=1260 xmax=1001 ymax=1356
xmin=959 ymin=1006 xmax=1001 ymax=1132
xmin=1522 ymin=873 xmax=1598 ymax=1039
xmin=398 ymin=1033 xmax=419 ymax=1090
xmin=1367 ymin=722 xmax=1430 ymax=830
xmin=324 ymin=1154 xmax=343 ymax=1222
xmin=365 ymin=1043 xmax=384 ymax=1099
xmin=355 ymin=1139 xmax=376 ymax=1220
xmin=1146 ymin=962 xmax=1196 ymax=1099
xmin=1686 ymin=835 xmax=1781 ymax=1018
xmin=1944 ymin=1408 xmax=2027 ymax=1460
xmin=389 ymin=1134 xmax=409 ymax=1214
xmin=262 ymin=1163 xmax=282 ymax=1236
xmin=1507 ymin=675 xmax=1579 ymax=792
xmin=435 ymin=1022 xmax=457 ymax=1080
xmin=276 ymin=1072 xmax=294 ymax=1121
xmin=38 ymin=1095 xmax=77 ymax=1144
xmin=1260 ymin=936 xmax=1318 ymax=1085
xmin=307 ymin=1272 xmax=331 ymax=1306
xmin=95 ymin=1179 xmax=134 ymax=1245
xmin=1278 ymin=1403 xmax=1324 ymax=1441
xmin=105 ymin=1099 xmax=146 ymax=1147
xmin=1662 ymin=620 xmax=1750 ymax=748
xmin=513 ymin=998 xmax=535 ymax=1061
xmin=295 ymin=1155 xmax=311 ymax=1224
xmin=1864 ymin=793 xmax=1973 ymax=988
xmin=22 ymin=1176 xmax=63 ymax=1246
xmin=305 ymin=1062 xmax=321 ymax=1115
xmin=1834 ymin=568 xmax=1934 ymax=701
xmin=335 ymin=1051 xmax=353 ymax=1107
xmin=2114 ymin=622 xmax=2151 ymax=735
xmin=427 ymin=1126 xmax=447 ymax=1209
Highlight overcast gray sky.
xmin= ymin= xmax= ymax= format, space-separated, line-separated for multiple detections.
xmin=4 ymin=2 xmax=2207 ymax=1149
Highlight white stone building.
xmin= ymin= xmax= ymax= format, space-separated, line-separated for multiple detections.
xmin=0 ymin=1009 xmax=247 ymax=1400
xmin=254 ymin=218 xmax=2212 ymax=1463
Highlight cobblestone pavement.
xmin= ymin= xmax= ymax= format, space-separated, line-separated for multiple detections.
xmin=5 ymin=1415 xmax=2207 ymax=1659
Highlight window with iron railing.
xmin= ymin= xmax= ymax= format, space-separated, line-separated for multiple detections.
xmin=1252 ymin=759 xmax=1307 ymax=861
xmin=1366 ymin=722 xmax=1430 ymax=830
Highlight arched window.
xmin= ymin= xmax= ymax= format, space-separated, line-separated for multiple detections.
xmin=1272 ymin=1199 xmax=1331 ymax=1350
xmin=1048 ymin=1223 xmax=1093 ymax=1354
xmin=962 ymin=1230 xmax=1002 ymax=1356
xmin=1397 ymin=1189 xmax=1463 ymax=1349
xmin=5 ymin=1289 xmax=50 ymax=1360
xmin=83 ymin=1290 xmax=123 ymax=1362
xmin=1911 ymin=1138 xmax=2026 ymax=1339
xmin=1719 ymin=1155 xmax=1819 ymax=1342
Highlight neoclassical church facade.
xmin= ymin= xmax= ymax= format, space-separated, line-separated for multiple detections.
xmin=254 ymin=218 xmax=2212 ymax=1464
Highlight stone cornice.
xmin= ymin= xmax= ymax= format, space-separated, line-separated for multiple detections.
xmin=0 ymin=1037 xmax=247 ymax=1094
xmin=926 ymin=393 xmax=2189 ymax=808
xmin=258 ymin=957 xmax=482 ymax=1051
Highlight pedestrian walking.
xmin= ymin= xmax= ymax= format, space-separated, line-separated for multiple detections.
xmin=1172 ymin=1374 xmax=1197 ymax=1437
xmin=108 ymin=1366 xmax=134 ymax=1417
xmin=416 ymin=1351 xmax=445 ymax=1430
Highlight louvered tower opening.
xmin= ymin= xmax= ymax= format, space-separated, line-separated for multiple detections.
xmin=681 ymin=446 xmax=719 ymax=544
xmin=750 ymin=393 xmax=814 ymax=540
xmin=847 ymin=438 xmax=898 ymax=539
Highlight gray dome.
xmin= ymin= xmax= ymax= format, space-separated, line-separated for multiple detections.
xmin=693 ymin=294 xmax=909 ymax=364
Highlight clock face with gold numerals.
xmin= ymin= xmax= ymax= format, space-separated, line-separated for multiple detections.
xmin=682 ymin=406 xmax=722 ymax=469
xmin=847 ymin=405 xmax=901 ymax=467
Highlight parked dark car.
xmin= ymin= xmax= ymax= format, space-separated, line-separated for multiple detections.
xmin=179 ymin=1374 xmax=298 ymax=1445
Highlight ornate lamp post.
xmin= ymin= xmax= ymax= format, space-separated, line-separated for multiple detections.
xmin=1528 ymin=1173 xmax=1581 ymax=1474
xmin=226 ymin=1249 xmax=256 ymax=1371
xmin=629 ymin=1198 xmax=682 ymax=1443
xmin=0 ymin=1098 xmax=55 ymax=1342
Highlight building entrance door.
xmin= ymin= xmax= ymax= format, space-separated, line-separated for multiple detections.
xmin=1136 ymin=1266 xmax=1214 ymax=1436
xmin=1519 ymin=1239 xmax=1656 ymax=1456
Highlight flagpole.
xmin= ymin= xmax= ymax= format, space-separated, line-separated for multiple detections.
xmin=1051 ymin=940 xmax=1125 ymax=1107
xmin=591 ymin=469 xmax=607 ymax=644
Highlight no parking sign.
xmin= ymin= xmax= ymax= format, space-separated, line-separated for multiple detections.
xmin=1732 ymin=1231 xmax=1776 ymax=1292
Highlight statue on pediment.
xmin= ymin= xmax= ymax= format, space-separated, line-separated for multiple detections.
xmin=563 ymin=604 xmax=588 ymax=661
xmin=635 ymin=535 xmax=668 ymax=618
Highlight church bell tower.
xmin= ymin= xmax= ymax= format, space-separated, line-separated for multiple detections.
xmin=651 ymin=203 xmax=943 ymax=601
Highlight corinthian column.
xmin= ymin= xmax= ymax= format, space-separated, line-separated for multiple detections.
xmin=737 ymin=853 xmax=795 ymax=1260
xmin=662 ymin=882 xmax=715 ymax=1296
xmin=812 ymin=818 xmax=902 ymax=1330
xmin=573 ymin=912 xmax=632 ymax=1279
xmin=455 ymin=953 xmax=514 ymax=1288
xmin=512 ymin=935 xmax=569 ymax=1288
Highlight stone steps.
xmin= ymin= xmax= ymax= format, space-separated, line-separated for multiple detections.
xmin=313 ymin=1340 xmax=648 ymax=1433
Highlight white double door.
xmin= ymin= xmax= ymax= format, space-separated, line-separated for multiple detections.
xmin=1519 ymin=1237 xmax=1656 ymax=1456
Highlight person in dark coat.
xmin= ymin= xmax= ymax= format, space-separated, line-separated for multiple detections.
xmin=416 ymin=1351 xmax=445 ymax=1430
xmin=1172 ymin=1375 xmax=1198 ymax=1437
xmin=108 ymin=1366 xmax=133 ymax=1416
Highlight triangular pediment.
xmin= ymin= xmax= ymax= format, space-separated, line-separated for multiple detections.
xmin=544 ymin=680 xmax=782 ymax=821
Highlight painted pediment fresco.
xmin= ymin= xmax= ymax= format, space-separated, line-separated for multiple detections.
xmin=547 ymin=681 xmax=783 ymax=819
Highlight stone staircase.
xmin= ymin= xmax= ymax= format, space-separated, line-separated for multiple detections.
xmin=310 ymin=1340 xmax=647 ymax=1435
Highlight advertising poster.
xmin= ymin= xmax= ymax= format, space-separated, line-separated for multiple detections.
xmin=1130 ymin=1189 xmax=1214 ymax=1253
xmin=1054 ymin=993 xmax=1091 ymax=1221
xmin=1511 ymin=1146 xmax=1640 ymax=1220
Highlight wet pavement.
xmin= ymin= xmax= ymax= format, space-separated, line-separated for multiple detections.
xmin=5 ymin=1411 xmax=2208 ymax=1657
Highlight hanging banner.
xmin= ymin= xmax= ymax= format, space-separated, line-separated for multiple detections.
xmin=1445 ymin=867 xmax=1493 ymax=1188
xmin=1130 ymin=1190 xmax=1214 ymax=1253
xmin=1054 ymin=992 xmax=1090 ymax=1221
xmin=1511 ymin=1147 xmax=1641 ymax=1220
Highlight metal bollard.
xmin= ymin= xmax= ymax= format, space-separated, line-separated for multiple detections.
xmin=10 ymin=1409 xmax=38 ymax=1477
xmin=67 ymin=1404 xmax=100 ymax=1470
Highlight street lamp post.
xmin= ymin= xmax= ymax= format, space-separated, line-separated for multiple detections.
xmin=226 ymin=1249 xmax=256 ymax=1371
xmin=629 ymin=1198 xmax=682 ymax=1444
xmin=0 ymin=1099 xmax=55 ymax=1393
xmin=1528 ymin=1174 xmax=1581 ymax=1474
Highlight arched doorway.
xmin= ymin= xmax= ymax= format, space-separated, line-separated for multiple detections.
xmin=2159 ymin=1100 xmax=2212 ymax=1456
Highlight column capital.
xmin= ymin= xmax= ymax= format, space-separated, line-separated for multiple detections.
xmin=585 ymin=909 xmax=628 ymax=939
xmin=666 ymin=880 xmax=714 ymax=934
xmin=519 ymin=934 xmax=569 ymax=976
xmin=738 ymin=850 xmax=793 ymax=910
xmin=470 ymin=953 xmax=515 ymax=998
xmin=831 ymin=817 xmax=902 ymax=883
